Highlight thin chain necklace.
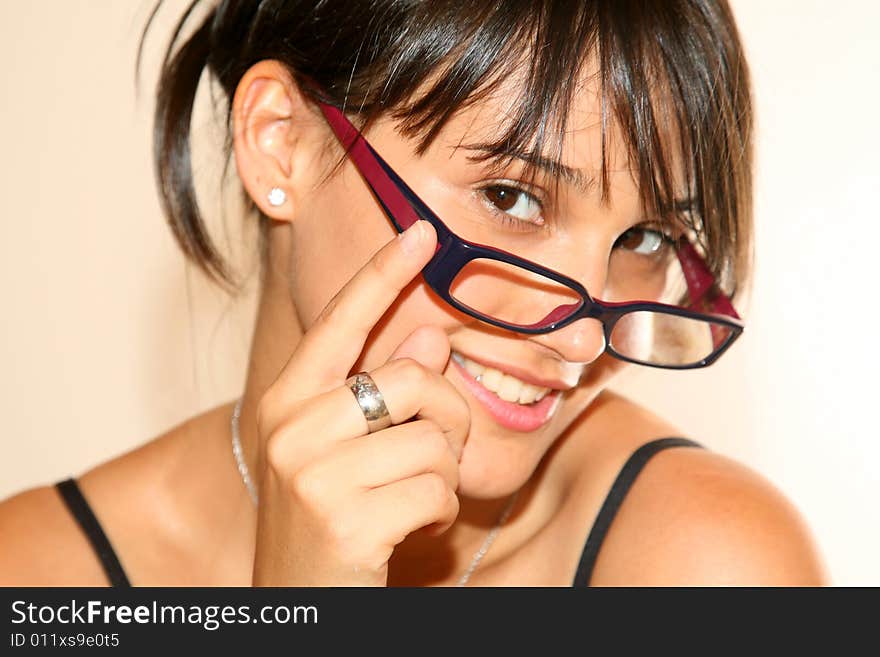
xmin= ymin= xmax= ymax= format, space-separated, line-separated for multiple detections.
xmin=230 ymin=397 xmax=519 ymax=586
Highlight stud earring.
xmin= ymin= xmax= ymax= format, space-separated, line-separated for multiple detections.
xmin=267 ymin=187 xmax=286 ymax=207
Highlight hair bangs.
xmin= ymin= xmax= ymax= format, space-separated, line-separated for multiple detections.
xmin=596 ymin=1 xmax=752 ymax=297
xmin=142 ymin=0 xmax=751 ymax=299
xmin=364 ymin=1 xmax=750 ymax=299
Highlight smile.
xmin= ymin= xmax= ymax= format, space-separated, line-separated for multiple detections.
xmin=451 ymin=352 xmax=552 ymax=404
xmin=449 ymin=351 xmax=562 ymax=432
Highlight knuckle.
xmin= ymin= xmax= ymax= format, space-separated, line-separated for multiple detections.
xmin=315 ymin=294 xmax=343 ymax=327
xmin=421 ymin=473 xmax=450 ymax=509
xmin=369 ymin=243 xmax=397 ymax=281
xmin=393 ymin=357 xmax=430 ymax=386
xmin=263 ymin=429 xmax=288 ymax=472
xmin=447 ymin=489 xmax=461 ymax=516
xmin=447 ymin=460 xmax=461 ymax=491
xmin=255 ymin=389 xmax=279 ymax=434
xmin=419 ymin=426 xmax=450 ymax=460
xmin=289 ymin=464 xmax=327 ymax=504
xmin=263 ymin=412 xmax=310 ymax=474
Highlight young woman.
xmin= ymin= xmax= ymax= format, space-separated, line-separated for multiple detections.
xmin=0 ymin=0 xmax=827 ymax=586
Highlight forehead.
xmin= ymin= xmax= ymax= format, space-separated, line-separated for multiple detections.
xmin=401 ymin=54 xmax=689 ymax=202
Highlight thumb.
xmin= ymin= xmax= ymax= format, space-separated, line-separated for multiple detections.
xmin=387 ymin=324 xmax=451 ymax=373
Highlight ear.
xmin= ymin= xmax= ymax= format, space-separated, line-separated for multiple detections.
xmin=231 ymin=60 xmax=323 ymax=222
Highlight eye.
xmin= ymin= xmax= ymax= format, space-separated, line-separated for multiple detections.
xmin=480 ymin=184 xmax=544 ymax=226
xmin=614 ymin=223 xmax=675 ymax=255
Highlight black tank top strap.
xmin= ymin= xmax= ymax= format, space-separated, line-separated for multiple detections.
xmin=55 ymin=477 xmax=131 ymax=587
xmin=52 ymin=438 xmax=701 ymax=588
xmin=572 ymin=436 xmax=704 ymax=587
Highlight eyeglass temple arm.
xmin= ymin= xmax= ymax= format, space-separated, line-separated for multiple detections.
xmin=317 ymin=101 xmax=426 ymax=233
xmin=675 ymin=238 xmax=741 ymax=320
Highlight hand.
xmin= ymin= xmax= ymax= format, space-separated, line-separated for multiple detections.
xmin=251 ymin=220 xmax=471 ymax=586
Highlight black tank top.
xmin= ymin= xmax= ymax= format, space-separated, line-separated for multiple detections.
xmin=54 ymin=436 xmax=702 ymax=587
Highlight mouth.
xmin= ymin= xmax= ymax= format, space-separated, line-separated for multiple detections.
xmin=449 ymin=351 xmax=563 ymax=432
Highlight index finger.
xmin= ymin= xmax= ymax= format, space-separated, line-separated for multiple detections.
xmin=277 ymin=219 xmax=437 ymax=397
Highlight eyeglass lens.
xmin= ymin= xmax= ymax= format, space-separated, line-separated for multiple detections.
xmin=447 ymin=232 xmax=732 ymax=366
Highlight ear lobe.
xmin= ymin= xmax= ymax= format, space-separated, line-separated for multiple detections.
xmin=232 ymin=61 xmax=311 ymax=221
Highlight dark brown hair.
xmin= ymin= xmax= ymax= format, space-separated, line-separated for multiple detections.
xmin=138 ymin=0 xmax=753 ymax=301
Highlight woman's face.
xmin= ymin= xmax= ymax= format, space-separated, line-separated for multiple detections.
xmin=238 ymin=62 xmax=670 ymax=499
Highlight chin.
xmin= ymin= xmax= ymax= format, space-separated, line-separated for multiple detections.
xmin=454 ymin=431 xmax=546 ymax=500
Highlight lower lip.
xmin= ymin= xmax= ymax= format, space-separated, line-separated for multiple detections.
xmin=450 ymin=356 xmax=562 ymax=432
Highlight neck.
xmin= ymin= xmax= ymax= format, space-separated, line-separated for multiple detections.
xmin=236 ymin=248 xmax=304 ymax=508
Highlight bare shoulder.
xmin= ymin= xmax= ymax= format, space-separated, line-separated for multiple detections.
xmin=583 ymin=407 xmax=830 ymax=585
xmin=0 ymin=401 xmax=241 ymax=587
xmin=0 ymin=484 xmax=110 ymax=586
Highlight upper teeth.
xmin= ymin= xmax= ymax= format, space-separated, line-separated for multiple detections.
xmin=451 ymin=352 xmax=552 ymax=404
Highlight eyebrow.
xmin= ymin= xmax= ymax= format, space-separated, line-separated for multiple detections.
xmin=462 ymin=145 xmax=698 ymax=214
xmin=462 ymin=146 xmax=597 ymax=195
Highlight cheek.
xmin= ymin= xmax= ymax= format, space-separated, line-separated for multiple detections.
xmin=288 ymin=175 xmax=467 ymax=373
xmin=350 ymin=277 xmax=463 ymax=374
xmin=287 ymin=179 xmax=393 ymax=328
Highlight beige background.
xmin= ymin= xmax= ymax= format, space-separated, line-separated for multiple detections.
xmin=1 ymin=1 xmax=877 ymax=585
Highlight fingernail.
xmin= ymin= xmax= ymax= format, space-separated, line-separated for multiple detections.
xmin=399 ymin=220 xmax=424 ymax=254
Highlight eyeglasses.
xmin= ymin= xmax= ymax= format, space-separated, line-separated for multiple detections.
xmin=315 ymin=99 xmax=744 ymax=370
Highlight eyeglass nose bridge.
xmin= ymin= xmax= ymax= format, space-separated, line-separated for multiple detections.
xmin=566 ymin=294 xmax=638 ymax=344
xmin=526 ymin=279 xmax=629 ymax=339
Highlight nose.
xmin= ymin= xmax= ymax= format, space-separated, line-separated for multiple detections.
xmin=528 ymin=315 xmax=607 ymax=366
xmin=525 ymin=249 xmax=611 ymax=365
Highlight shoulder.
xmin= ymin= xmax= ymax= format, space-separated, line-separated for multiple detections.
xmin=587 ymin=434 xmax=830 ymax=586
xmin=0 ymin=401 xmax=241 ymax=587
xmin=0 ymin=483 xmax=111 ymax=586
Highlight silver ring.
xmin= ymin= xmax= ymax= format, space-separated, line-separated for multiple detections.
xmin=345 ymin=371 xmax=392 ymax=434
